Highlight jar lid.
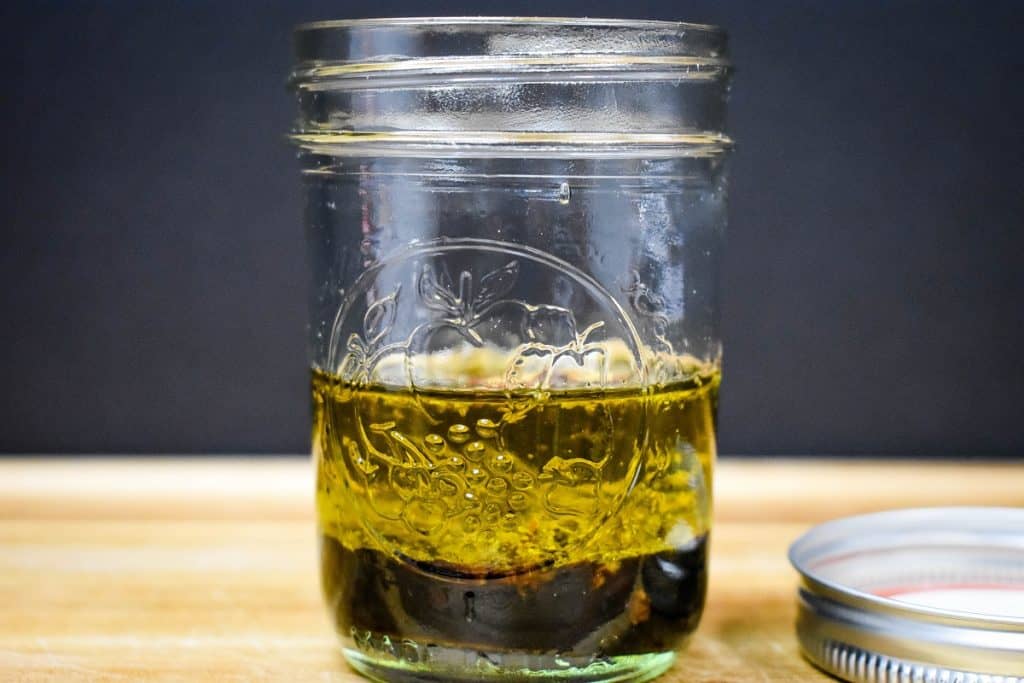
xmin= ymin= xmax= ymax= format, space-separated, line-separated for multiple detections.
xmin=789 ymin=507 xmax=1024 ymax=681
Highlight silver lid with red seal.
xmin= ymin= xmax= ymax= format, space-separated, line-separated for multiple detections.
xmin=789 ymin=507 xmax=1024 ymax=681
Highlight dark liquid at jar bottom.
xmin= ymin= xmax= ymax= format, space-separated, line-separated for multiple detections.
xmin=321 ymin=534 xmax=707 ymax=664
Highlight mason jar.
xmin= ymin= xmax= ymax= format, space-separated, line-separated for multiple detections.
xmin=290 ymin=17 xmax=731 ymax=682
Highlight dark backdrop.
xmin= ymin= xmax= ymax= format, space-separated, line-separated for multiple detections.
xmin=3 ymin=1 xmax=1022 ymax=456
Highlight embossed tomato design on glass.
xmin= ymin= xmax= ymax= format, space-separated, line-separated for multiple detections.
xmin=325 ymin=242 xmax=649 ymax=571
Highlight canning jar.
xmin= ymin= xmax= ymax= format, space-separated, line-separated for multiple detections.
xmin=290 ymin=17 xmax=731 ymax=682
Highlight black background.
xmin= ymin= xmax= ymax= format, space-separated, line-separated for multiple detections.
xmin=3 ymin=1 xmax=1022 ymax=456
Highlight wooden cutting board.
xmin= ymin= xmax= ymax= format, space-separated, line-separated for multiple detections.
xmin=0 ymin=458 xmax=1020 ymax=681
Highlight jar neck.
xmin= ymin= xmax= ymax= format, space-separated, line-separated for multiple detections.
xmin=290 ymin=17 xmax=731 ymax=159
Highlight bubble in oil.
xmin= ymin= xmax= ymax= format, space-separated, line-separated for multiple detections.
xmin=448 ymin=424 xmax=471 ymax=444
xmin=512 ymin=471 xmax=534 ymax=489
xmin=443 ymin=455 xmax=465 ymax=471
xmin=486 ymin=477 xmax=508 ymax=495
xmin=483 ymin=502 xmax=502 ymax=523
xmin=475 ymin=418 xmax=498 ymax=439
xmin=488 ymin=452 xmax=513 ymax=473
xmin=467 ymin=466 xmax=488 ymax=485
xmin=462 ymin=515 xmax=480 ymax=533
xmin=464 ymin=441 xmax=486 ymax=461
xmin=508 ymin=492 xmax=529 ymax=511
xmin=462 ymin=492 xmax=483 ymax=514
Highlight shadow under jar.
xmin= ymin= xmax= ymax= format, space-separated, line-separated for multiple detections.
xmin=290 ymin=17 xmax=732 ymax=682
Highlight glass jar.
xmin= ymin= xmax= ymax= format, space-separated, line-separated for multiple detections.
xmin=290 ymin=17 xmax=731 ymax=682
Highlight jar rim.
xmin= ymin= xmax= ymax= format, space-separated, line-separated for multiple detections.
xmin=294 ymin=16 xmax=725 ymax=35
xmin=292 ymin=16 xmax=729 ymax=75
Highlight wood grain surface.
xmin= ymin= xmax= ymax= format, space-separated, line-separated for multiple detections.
xmin=0 ymin=458 xmax=1021 ymax=682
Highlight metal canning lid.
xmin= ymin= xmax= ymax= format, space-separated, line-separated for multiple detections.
xmin=789 ymin=507 xmax=1024 ymax=681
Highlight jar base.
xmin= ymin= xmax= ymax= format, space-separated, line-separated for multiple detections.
xmin=343 ymin=646 xmax=676 ymax=683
